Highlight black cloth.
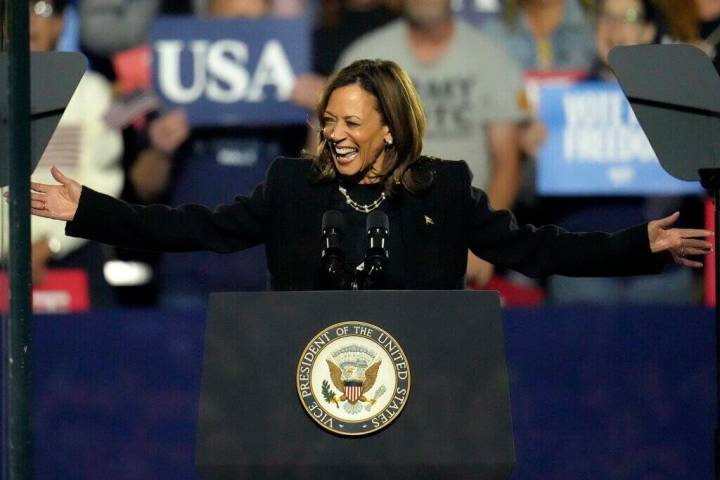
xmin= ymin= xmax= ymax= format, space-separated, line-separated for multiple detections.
xmin=66 ymin=157 xmax=664 ymax=291
xmin=329 ymin=179 xmax=403 ymax=289
xmin=312 ymin=6 xmax=397 ymax=76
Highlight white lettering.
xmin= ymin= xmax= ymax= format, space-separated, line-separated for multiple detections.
xmin=206 ymin=40 xmax=250 ymax=103
xmin=155 ymin=40 xmax=208 ymax=103
xmin=563 ymin=127 xmax=655 ymax=163
xmin=246 ymin=39 xmax=295 ymax=102
xmin=563 ymin=92 xmax=624 ymax=127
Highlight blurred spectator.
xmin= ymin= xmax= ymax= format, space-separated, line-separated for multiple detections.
xmin=337 ymin=0 xmax=525 ymax=286
xmin=657 ymin=0 xmax=720 ymax=71
xmin=272 ymin=0 xmax=310 ymax=16
xmin=120 ymin=0 xmax=306 ymax=307
xmin=696 ymin=0 xmax=720 ymax=66
xmin=56 ymin=0 xmax=80 ymax=51
xmin=593 ymin=0 xmax=658 ymax=80
xmin=4 ymin=0 xmax=123 ymax=305
xmin=206 ymin=0 xmax=267 ymax=16
xmin=544 ymin=0 xmax=701 ymax=304
xmin=78 ymin=0 xmax=199 ymax=79
xmin=481 ymin=0 xmax=596 ymax=200
xmin=515 ymin=0 xmax=656 ymax=176
xmin=313 ymin=0 xmax=399 ymax=76
xmin=482 ymin=0 xmax=595 ymax=71
xmin=291 ymin=0 xmax=399 ymax=151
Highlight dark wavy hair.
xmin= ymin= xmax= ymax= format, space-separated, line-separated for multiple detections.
xmin=310 ymin=59 xmax=432 ymax=196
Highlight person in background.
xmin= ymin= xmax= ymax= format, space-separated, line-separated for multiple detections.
xmin=336 ymin=0 xmax=526 ymax=286
xmin=123 ymin=0 xmax=306 ymax=308
xmin=696 ymin=0 xmax=720 ymax=68
xmin=290 ymin=0 xmax=400 ymax=155
xmin=313 ymin=0 xmax=399 ymax=76
xmin=544 ymin=0 xmax=703 ymax=304
xmin=480 ymin=0 xmax=596 ymax=225
xmin=593 ymin=0 xmax=658 ymax=80
xmin=482 ymin=0 xmax=596 ymax=71
xmin=78 ymin=0 xmax=198 ymax=79
xmin=656 ymin=0 xmax=720 ymax=72
xmin=5 ymin=0 xmax=123 ymax=305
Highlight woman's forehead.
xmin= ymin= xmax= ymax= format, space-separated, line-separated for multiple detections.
xmin=325 ymin=84 xmax=379 ymax=116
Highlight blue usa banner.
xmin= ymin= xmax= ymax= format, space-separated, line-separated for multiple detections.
xmin=151 ymin=16 xmax=310 ymax=127
xmin=537 ymin=82 xmax=702 ymax=196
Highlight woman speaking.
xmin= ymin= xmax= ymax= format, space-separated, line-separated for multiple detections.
xmin=28 ymin=59 xmax=712 ymax=290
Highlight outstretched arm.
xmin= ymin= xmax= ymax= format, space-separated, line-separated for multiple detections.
xmin=461 ymin=165 xmax=712 ymax=277
xmin=29 ymin=167 xmax=268 ymax=254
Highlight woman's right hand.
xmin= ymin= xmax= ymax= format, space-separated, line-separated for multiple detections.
xmin=30 ymin=166 xmax=81 ymax=221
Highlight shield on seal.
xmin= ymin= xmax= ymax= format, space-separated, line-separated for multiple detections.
xmin=345 ymin=383 xmax=362 ymax=403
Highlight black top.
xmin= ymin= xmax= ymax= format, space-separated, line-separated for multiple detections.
xmin=66 ymin=157 xmax=664 ymax=291
xmin=329 ymin=180 xmax=406 ymax=289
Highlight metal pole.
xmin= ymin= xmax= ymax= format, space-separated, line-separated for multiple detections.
xmin=6 ymin=0 xmax=32 ymax=478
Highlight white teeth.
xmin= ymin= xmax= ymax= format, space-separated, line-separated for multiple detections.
xmin=334 ymin=146 xmax=357 ymax=156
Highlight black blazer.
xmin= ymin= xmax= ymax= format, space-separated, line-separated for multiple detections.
xmin=66 ymin=157 xmax=663 ymax=290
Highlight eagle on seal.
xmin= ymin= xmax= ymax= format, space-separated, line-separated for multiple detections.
xmin=326 ymin=358 xmax=381 ymax=407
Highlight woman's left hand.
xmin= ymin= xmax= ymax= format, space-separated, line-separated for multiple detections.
xmin=648 ymin=212 xmax=714 ymax=268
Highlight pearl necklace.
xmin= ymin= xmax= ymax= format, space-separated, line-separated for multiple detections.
xmin=338 ymin=185 xmax=386 ymax=213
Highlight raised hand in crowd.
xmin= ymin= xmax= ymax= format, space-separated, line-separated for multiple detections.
xmin=128 ymin=109 xmax=191 ymax=202
xmin=149 ymin=109 xmax=190 ymax=156
xmin=31 ymin=238 xmax=55 ymax=285
xmin=290 ymin=73 xmax=327 ymax=111
xmin=518 ymin=120 xmax=548 ymax=159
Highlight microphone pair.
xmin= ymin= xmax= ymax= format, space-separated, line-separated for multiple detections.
xmin=320 ymin=210 xmax=389 ymax=290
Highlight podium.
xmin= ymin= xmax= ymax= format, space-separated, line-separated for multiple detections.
xmin=196 ymin=290 xmax=514 ymax=479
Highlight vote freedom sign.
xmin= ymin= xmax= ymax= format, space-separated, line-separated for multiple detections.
xmin=151 ymin=16 xmax=310 ymax=127
xmin=537 ymin=82 xmax=702 ymax=196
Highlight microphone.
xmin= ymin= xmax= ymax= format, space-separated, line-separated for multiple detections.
xmin=362 ymin=210 xmax=389 ymax=289
xmin=320 ymin=210 xmax=347 ymax=289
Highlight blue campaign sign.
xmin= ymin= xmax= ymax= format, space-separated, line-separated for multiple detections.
xmin=151 ymin=16 xmax=310 ymax=127
xmin=537 ymin=82 xmax=702 ymax=196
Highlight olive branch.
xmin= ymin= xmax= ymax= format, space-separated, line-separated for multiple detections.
xmin=321 ymin=380 xmax=337 ymax=405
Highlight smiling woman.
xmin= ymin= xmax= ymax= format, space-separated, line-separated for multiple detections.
xmin=27 ymin=59 xmax=712 ymax=291
xmin=322 ymin=84 xmax=390 ymax=181
xmin=312 ymin=59 xmax=428 ymax=193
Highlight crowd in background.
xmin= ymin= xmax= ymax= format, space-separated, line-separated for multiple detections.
xmin=9 ymin=0 xmax=720 ymax=310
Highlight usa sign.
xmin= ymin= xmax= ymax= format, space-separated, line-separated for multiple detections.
xmin=151 ymin=16 xmax=310 ymax=127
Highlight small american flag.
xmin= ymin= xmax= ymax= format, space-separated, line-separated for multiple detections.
xmin=39 ymin=125 xmax=81 ymax=168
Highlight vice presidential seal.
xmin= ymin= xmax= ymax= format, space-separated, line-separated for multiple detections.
xmin=296 ymin=321 xmax=411 ymax=436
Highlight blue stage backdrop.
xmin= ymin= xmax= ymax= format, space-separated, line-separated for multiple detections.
xmin=31 ymin=306 xmax=713 ymax=480
xmin=151 ymin=16 xmax=310 ymax=127
xmin=538 ymin=82 xmax=703 ymax=196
